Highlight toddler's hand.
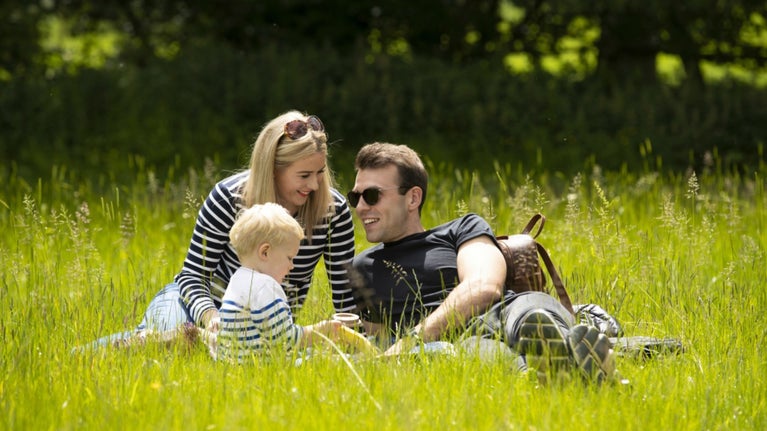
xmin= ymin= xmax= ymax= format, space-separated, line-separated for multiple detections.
xmin=313 ymin=319 xmax=343 ymax=338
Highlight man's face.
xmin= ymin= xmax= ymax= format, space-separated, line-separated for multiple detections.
xmin=351 ymin=165 xmax=412 ymax=243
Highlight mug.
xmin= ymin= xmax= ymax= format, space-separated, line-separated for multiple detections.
xmin=332 ymin=312 xmax=361 ymax=329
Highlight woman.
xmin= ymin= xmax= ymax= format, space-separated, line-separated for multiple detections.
xmin=94 ymin=110 xmax=356 ymax=347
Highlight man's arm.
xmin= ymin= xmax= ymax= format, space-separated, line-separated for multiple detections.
xmin=417 ymin=235 xmax=506 ymax=340
xmin=385 ymin=235 xmax=506 ymax=353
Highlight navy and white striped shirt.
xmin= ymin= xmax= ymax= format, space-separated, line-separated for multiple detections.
xmin=175 ymin=171 xmax=356 ymax=325
xmin=217 ymin=267 xmax=302 ymax=362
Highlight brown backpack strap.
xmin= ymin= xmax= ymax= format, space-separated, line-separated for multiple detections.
xmin=535 ymin=242 xmax=575 ymax=316
xmin=521 ymin=213 xmax=545 ymax=238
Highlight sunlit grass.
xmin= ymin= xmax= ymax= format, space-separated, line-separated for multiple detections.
xmin=1 ymin=157 xmax=765 ymax=430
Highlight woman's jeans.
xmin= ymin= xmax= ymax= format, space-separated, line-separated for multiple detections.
xmin=83 ymin=283 xmax=192 ymax=349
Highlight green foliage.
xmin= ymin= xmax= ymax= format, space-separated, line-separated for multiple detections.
xmin=1 ymin=159 xmax=765 ymax=430
xmin=2 ymin=43 xmax=766 ymax=188
xmin=0 ymin=1 xmax=48 ymax=79
xmin=3 ymin=1 xmax=767 ymax=186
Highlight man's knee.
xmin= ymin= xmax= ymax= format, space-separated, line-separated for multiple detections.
xmin=501 ymin=292 xmax=574 ymax=346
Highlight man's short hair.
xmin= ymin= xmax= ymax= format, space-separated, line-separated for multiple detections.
xmin=354 ymin=142 xmax=428 ymax=211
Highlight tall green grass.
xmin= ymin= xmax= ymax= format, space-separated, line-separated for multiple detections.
xmin=1 ymin=158 xmax=765 ymax=430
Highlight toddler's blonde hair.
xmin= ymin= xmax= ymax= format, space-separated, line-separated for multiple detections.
xmin=229 ymin=203 xmax=305 ymax=258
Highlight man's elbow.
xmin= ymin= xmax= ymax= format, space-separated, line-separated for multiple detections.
xmin=469 ymin=278 xmax=504 ymax=309
xmin=482 ymin=281 xmax=504 ymax=304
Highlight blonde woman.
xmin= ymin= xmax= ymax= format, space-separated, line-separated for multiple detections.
xmin=89 ymin=111 xmax=355 ymax=348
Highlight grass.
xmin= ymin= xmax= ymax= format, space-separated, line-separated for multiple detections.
xmin=1 ymin=158 xmax=765 ymax=430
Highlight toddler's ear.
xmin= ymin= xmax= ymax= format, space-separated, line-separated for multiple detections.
xmin=258 ymin=243 xmax=271 ymax=259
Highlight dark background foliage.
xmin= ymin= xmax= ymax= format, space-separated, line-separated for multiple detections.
xmin=2 ymin=1 xmax=766 ymax=186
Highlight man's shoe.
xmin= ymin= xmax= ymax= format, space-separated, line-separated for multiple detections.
xmin=517 ymin=309 xmax=571 ymax=380
xmin=568 ymin=324 xmax=617 ymax=383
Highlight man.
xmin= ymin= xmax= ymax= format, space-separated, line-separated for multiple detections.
xmin=347 ymin=142 xmax=616 ymax=382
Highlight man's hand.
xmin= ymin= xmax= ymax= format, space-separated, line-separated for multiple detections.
xmin=383 ymin=325 xmax=421 ymax=356
xmin=383 ymin=339 xmax=408 ymax=356
xmin=383 ymin=337 xmax=419 ymax=356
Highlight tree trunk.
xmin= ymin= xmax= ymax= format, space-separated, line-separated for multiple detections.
xmin=595 ymin=8 xmax=660 ymax=85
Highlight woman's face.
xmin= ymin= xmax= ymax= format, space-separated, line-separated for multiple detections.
xmin=274 ymin=152 xmax=326 ymax=214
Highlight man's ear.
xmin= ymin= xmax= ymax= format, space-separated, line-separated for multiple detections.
xmin=409 ymin=187 xmax=423 ymax=210
xmin=257 ymin=243 xmax=271 ymax=260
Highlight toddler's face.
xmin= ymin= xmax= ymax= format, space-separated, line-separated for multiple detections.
xmin=263 ymin=239 xmax=300 ymax=283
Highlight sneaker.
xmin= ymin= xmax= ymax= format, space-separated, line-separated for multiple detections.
xmin=567 ymin=324 xmax=617 ymax=383
xmin=517 ymin=309 xmax=571 ymax=380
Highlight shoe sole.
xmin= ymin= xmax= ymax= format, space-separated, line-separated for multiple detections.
xmin=517 ymin=310 xmax=571 ymax=379
xmin=568 ymin=324 xmax=616 ymax=383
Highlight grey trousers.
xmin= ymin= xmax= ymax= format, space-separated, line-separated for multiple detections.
xmin=465 ymin=291 xmax=575 ymax=349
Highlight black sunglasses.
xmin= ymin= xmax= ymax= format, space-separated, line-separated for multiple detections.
xmin=283 ymin=115 xmax=325 ymax=140
xmin=347 ymin=186 xmax=410 ymax=208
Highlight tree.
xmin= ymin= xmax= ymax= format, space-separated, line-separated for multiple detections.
xmin=0 ymin=2 xmax=48 ymax=79
xmin=10 ymin=0 xmax=767 ymax=85
xmin=505 ymin=0 xmax=767 ymax=85
xmin=50 ymin=0 xmax=504 ymax=65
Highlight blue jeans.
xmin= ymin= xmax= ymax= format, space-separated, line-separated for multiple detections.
xmin=81 ymin=283 xmax=193 ymax=350
xmin=135 ymin=282 xmax=193 ymax=332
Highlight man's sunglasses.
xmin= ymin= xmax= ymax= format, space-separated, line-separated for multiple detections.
xmin=283 ymin=115 xmax=325 ymax=140
xmin=346 ymin=186 xmax=410 ymax=208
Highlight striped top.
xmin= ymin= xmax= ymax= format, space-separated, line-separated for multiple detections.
xmin=217 ymin=267 xmax=302 ymax=361
xmin=175 ymin=171 xmax=356 ymax=325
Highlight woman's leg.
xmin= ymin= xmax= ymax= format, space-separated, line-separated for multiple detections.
xmin=76 ymin=282 xmax=193 ymax=351
xmin=135 ymin=282 xmax=193 ymax=332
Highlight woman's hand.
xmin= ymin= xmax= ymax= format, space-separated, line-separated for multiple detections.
xmin=202 ymin=309 xmax=220 ymax=333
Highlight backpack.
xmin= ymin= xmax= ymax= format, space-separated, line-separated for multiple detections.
xmin=496 ymin=213 xmax=575 ymax=315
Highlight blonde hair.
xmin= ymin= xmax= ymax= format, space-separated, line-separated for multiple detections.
xmin=241 ymin=110 xmax=334 ymax=241
xmin=229 ymin=203 xmax=305 ymax=259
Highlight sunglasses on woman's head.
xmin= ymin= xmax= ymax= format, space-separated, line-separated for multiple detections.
xmin=346 ymin=186 xmax=409 ymax=208
xmin=283 ymin=115 xmax=325 ymax=140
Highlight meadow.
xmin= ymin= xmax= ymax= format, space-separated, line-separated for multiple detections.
xmin=1 ymin=155 xmax=765 ymax=430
